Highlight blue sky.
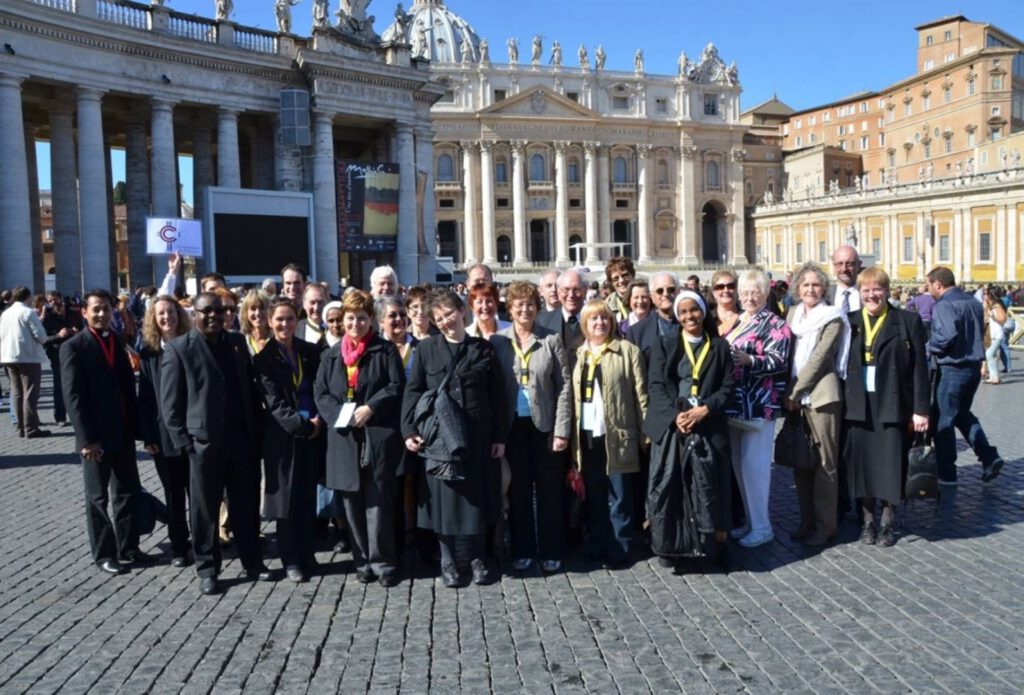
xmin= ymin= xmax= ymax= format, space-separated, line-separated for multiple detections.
xmin=34 ymin=0 xmax=1023 ymax=201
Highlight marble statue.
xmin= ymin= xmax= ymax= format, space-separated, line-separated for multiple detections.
xmin=1001 ymin=150 xmax=1009 ymax=170
xmin=855 ymin=176 xmax=862 ymax=192
xmin=1013 ymin=149 xmax=1021 ymax=168
xmin=151 ymin=0 xmax=166 ymax=6
xmin=845 ymin=224 xmax=858 ymax=246
xmin=763 ymin=188 xmax=774 ymax=204
xmin=955 ymin=160 xmax=963 ymax=177
xmin=507 ymin=37 xmax=519 ymax=64
xmin=531 ymin=35 xmax=542 ymax=65
xmin=677 ymin=50 xmax=689 ymax=76
xmin=337 ymin=0 xmax=376 ymax=38
xmin=829 ymin=179 xmax=838 ymax=195
xmin=460 ymin=35 xmax=472 ymax=64
xmin=926 ymin=162 xmax=934 ymax=179
xmin=215 ymin=0 xmax=232 ymax=21
xmin=479 ymin=37 xmax=489 ymax=64
xmin=966 ymin=157 xmax=975 ymax=175
xmin=634 ymin=49 xmax=644 ymax=73
xmin=918 ymin=165 xmax=925 ymax=181
xmin=550 ymin=40 xmax=562 ymax=67
xmin=385 ymin=2 xmax=405 ymax=37
xmin=595 ymin=45 xmax=606 ymax=71
xmin=275 ymin=0 xmax=300 ymax=33
xmin=578 ymin=44 xmax=588 ymax=69
xmin=415 ymin=22 xmax=428 ymax=58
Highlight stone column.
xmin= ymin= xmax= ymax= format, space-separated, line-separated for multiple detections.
xmin=25 ymin=122 xmax=44 ymax=292
xmin=192 ymin=114 xmax=215 ymax=277
xmin=678 ymin=145 xmax=698 ymax=264
xmin=996 ymin=205 xmax=1008 ymax=281
xmin=511 ymin=140 xmax=528 ymax=264
xmin=554 ymin=140 xmax=571 ymax=265
xmin=415 ymin=127 xmax=437 ymax=280
xmin=583 ymin=142 xmax=600 ymax=265
xmin=598 ymin=146 xmax=611 ymax=255
xmin=77 ymin=87 xmax=112 ymax=291
xmin=461 ymin=140 xmax=479 ymax=265
xmin=480 ymin=141 xmax=497 ymax=265
xmin=150 ymin=99 xmax=178 ymax=219
xmin=396 ymin=123 xmax=419 ymax=285
xmin=729 ymin=148 xmax=748 ymax=264
xmin=217 ymin=107 xmax=241 ymax=188
xmin=49 ymin=98 xmax=82 ymax=296
xmin=312 ymin=111 xmax=339 ymax=288
xmin=0 ymin=74 xmax=33 ymax=290
xmin=636 ymin=144 xmax=652 ymax=262
xmin=125 ymin=114 xmax=152 ymax=289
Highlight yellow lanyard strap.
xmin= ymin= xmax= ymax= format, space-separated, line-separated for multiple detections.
xmin=861 ymin=306 xmax=889 ymax=364
xmin=682 ymin=333 xmax=712 ymax=397
xmin=583 ymin=343 xmax=608 ymax=402
xmin=512 ymin=338 xmax=536 ymax=386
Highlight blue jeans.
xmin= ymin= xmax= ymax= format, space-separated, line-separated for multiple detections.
xmin=581 ymin=433 xmax=634 ymax=563
xmin=932 ymin=364 xmax=1000 ymax=482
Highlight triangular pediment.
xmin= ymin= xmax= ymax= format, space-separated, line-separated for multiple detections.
xmin=479 ymin=86 xmax=598 ymax=120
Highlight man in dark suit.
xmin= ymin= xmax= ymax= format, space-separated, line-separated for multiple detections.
xmin=61 ymin=289 xmax=153 ymax=576
xmin=160 ymin=292 xmax=269 ymax=595
xmin=295 ymin=283 xmax=327 ymax=346
xmin=625 ymin=271 xmax=680 ymax=367
xmin=537 ymin=269 xmax=586 ymax=367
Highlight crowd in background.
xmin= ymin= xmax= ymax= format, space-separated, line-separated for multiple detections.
xmin=0 ymin=248 xmax=1016 ymax=594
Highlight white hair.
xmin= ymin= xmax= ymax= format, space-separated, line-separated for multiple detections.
xmin=649 ymin=271 xmax=679 ymax=287
xmin=369 ymin=265 xmax=399 ymax=289
xmin=737 ymin=269 xmax=771 ymax=297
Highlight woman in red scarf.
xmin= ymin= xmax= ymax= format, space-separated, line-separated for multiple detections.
xmin=314 ymin=290 xmax=406 ymax=587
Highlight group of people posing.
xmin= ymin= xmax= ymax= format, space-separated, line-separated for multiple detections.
xmin=23 ymin=247 xmax=1008 ymax=595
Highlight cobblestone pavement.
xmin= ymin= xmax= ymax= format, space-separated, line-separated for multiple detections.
xmin=1 ymin=368 xmax=1022 ymax=694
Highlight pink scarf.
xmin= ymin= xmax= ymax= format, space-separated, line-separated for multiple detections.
xmin=341 ymin=330 xmax=373 ymax=390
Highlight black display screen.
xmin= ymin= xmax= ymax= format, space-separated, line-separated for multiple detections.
xmin=212 ymin=213 xmax=311 ymax=277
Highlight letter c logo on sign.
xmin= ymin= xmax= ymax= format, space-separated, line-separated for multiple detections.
xmin=159 ymin=223 xmax=178 ymax=251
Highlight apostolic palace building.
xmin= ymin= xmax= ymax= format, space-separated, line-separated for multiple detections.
xmin=753 ymin=15 xmax=1024 ymax=284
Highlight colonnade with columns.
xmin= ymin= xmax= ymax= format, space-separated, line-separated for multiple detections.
xmin=442 ymin=137 xmax=747 ymax=268
xmin=0 ymin=72 xmax=438 ymax=293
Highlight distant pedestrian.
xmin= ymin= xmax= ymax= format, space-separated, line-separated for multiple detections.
xmin=0 ymin=287 xmax=50 ymax=438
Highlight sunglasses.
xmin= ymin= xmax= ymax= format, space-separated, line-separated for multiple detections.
xmin=196 ymin=307 xmax=226 ymax=316
xmin=653 ymin=287 xmax=677 ymax=296
xmin=713 ymin=282 xmax=737 ymax=291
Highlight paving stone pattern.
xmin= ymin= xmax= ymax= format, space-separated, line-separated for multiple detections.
xmin=1 ymin=370 xmax=1022 ymax=693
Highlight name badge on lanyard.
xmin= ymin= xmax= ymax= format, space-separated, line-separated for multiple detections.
xmin=517 ymin=386 xmax=531 ymax=416
xmin=864 ymin=366 xmax=877 ymax=393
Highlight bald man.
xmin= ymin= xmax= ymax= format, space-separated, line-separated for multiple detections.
xmin=828 ymin=245 xmax=863 ymax=313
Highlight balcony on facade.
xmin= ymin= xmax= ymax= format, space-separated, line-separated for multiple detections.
xmin=612 ymin=181 xmax=637 ymax=193
xmin=434 ymin=180 xmax=462 ymax=192
xmin=527 ymin=180 xmax=555 ymax=192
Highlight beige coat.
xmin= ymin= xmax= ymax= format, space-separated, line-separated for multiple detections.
xmin=786 ymin=320 xmax=843 ymax=409
xmin=571 ymin=338 xmax=648 ymax=474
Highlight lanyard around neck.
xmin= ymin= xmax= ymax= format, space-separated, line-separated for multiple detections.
xmin=583 ymin=342 xmax=608 ymax=402
xmin=512 ymin=336 xmax=536 ymax=387
xmin=280 ymin=342 xmax=302 ymax=390
xmin=681 ymin=333 xmax=711 ymax=397
xmin=861 ymin=306 xmax=889 ymax=363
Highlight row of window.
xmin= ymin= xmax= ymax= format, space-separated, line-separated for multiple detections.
xmin=774 ymin=232 xmax=985 ymax=266
xmin=437 ymin=153 xmax=685 ymax=186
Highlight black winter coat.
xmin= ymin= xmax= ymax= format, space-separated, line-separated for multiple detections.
xmin=253 ymin=339 xmax=324 ymax=518
xmin=314 ymin=334 xmax=405 ymax=493
xmin=138 ymin=345 xmax=180 ymax=456
xmin=844 ymin=308 xmax=930 ymax=425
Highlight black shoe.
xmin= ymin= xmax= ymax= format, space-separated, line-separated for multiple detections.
xmin=200 ymin=576 xmax=220 ymax=595
xmin=333 ymin=538 xmax=351 ymax=554
xmin=790 ymin=525 xmax=814 ymax=541
xmin=120 ymin=549 xmax=158 ymax=565
xmin=98 ymin=560 xmax=128 ymax=576
xmin=860 ymin=521 xmax=877 ymax=545
xmin=877 ymin=524 xmax=895 ymax=547
xmin=603 ymin=557 xmax=628 ymax=570
xmin=982 ymin=458 xmax=1005 ymax=483
xmin=246 ymin=564 xmax=274 ymax=582
xmin=378 ymin=573 xmax=399 ymax=588
xmin=286 ymin=566 xmax=307 ymax=583
xmin=171 ymin=555 xmax=192 ymax=568
xmin=25 ymin=430 xmax=52 ymax=439
xmin=441 ymin=562 xmax=460 ymax=588
xmin=355 ymin=567 xmax=375 ymax=584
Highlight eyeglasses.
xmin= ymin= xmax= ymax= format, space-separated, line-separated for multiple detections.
xmin=713 ymin=282 xmax=737 ymax=291
xmin=653 ymin=286 xmax=677 ymax=296
xmin=196 ymin=307 xmax=226 ymax=316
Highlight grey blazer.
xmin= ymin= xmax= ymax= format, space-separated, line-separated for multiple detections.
xmin=492 ymin=324 xmax=572 ymax=439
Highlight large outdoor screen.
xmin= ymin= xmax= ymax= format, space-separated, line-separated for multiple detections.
xmin=212 ymin=213 xmax=311 ymax=277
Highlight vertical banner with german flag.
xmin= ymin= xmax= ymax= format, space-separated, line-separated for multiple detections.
xmin=336 ymin=161 xmax=400 ymax=252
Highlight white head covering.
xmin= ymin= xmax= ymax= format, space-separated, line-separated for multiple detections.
xmin=322 ymin=300 xmax=344 ymax=346
xmin=672 ymin=290 xmax=707 ymax=318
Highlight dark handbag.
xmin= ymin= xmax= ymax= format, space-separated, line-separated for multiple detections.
xmin=905 ymin=433 xmax=939 ymax=499
xmin=773 ymin=410 xmax=821 ymax=472
xmin=135 ymin=487 xmax=166 ymax=536
xmin=415 ymin=343 xmax=468 ymax=481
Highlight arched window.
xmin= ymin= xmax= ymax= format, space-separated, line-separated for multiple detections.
xmin=530 ymin=153 xmax=546 ymax=181
xmin=706 ymin=160 xmax=720 ymax=188
xmin=437 ymin=153 xmax=455 ymax=181
xmin=656 ymin=158 xmax=669 ymax=185
xmin=613 ymin=156 xmax=628 ymax=183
